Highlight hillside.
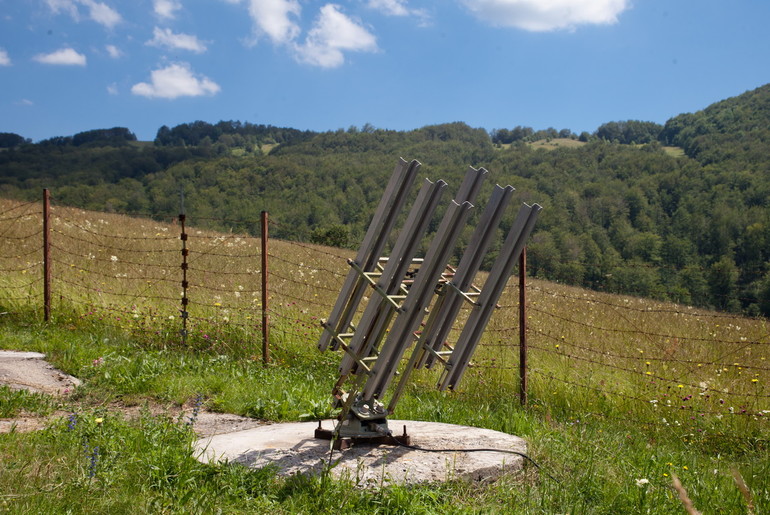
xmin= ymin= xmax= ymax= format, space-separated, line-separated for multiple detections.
xmin=1 ymin=85 xmax=770 ymax=315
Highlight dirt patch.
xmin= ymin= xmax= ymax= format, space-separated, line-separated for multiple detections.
xmin=0 ymin=350 xmax=263 ymax=437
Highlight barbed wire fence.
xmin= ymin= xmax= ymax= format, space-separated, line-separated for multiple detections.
xmin=1 ymin=193 xmax=768 ymax=424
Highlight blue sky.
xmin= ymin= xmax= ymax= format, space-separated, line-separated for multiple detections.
xmin=1 ymin=0 xmax=769 ymax=142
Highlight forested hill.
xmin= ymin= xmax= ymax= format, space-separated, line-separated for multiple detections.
xmin=661 ymin=83 xmax=770 ymax=167
xmin=1 ymin=84 xmax=770 ymax=315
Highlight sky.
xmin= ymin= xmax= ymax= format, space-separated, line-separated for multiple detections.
xmin=1 ymin=0 xmax=769 ymax=142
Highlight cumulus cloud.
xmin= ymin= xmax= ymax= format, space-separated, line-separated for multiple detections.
xmin=80 ymin=0 xmax=121 ymax=28
xmin=131 ymin=62 xmax=220 ymax=99
xmin=147 ymin=27 xmax=208 ymax=53
xmin=44 ymin=0 xmax=79 ymax=19
xmin=105 ymin=44 xmax=122 ymax=58
xmin=154 ymin=0 xmax=182 ymax=19
xmin=367 ymin=0 xmax=409 ymax=16
xmin=33 ymin=48 xmax=87 ymax=66
xmin=459 ymin=0 xmax=629 ymax=31
xmin=294 ymin=4 xmax=378 ymax=68
xmin=44 ymin=0 xmax=122 ymax=28
xmin=366 ymin=0 xmax=430 ymax=25
xmin=0 ymin=48 xmax=10 ymax=66
xmin=246 ymin=0 xmax=301 ymax=45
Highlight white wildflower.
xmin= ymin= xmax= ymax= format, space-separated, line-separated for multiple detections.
xmin=635 ymin=478 xmax=649 ymax=487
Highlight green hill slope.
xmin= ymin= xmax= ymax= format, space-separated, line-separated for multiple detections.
xmin=1 ymin=86 xmax=770 ymax=314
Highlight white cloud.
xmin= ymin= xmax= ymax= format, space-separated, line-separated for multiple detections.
xmin=131 ymin=62 xmax=220 ymax=99
xmin=33 ymin=48 xmax=87 ymax=66
xmin=45 ymin=0 xmax=79 ymax=19
xmin=147 ymin=27 xmax=208 ymax=53
xmin=246 ymin=0 xmax=301 ymax=45
xmin=105 ymin=44 xmax=122 ymax=58
xmin=154 ymin=0 xmax=182 ymax=19
xmin=45 ymin=0 xmax=122 ymax=28
xmin=0 ymin=48 xmax=10 ymax=66
xmin=367 ymin=0 xmax=409 ymax=16
xmin=459 ymin=0 xmax=630 ymax=31
xmin=366 ymin=0 xmax=430 ymax=24
xmin=107 ymin=82 xmax=118 ymax=95
xmin=80 ymin=0 xmax=121 ymax=28
xmin=294 ymin=4 xmax=378 ymax=68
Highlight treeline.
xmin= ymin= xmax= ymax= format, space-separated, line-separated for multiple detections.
xmin=154 ymin=120 xmax=314 ymax=150
xmin=1 ymin=84 xmax=770 ymax=315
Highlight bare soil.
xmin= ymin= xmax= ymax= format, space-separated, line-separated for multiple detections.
xmin=0 ymin=350 xmax=263 ymax=437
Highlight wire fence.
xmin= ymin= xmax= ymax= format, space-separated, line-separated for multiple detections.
xmin=1 ymin=195 xmax=768 ymax=424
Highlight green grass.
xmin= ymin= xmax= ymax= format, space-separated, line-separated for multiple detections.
xmin=662 ymin=145 xmax=686 ymax=157
xmin=1 ymin=199 xmax=768 ymax=513
xmin=0 ymin=317 xmax=767 ymax=513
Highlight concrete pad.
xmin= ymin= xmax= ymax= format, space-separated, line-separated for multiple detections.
xmin=0 ymin=350 xmax=80 ymax=395
xmin=0 ymin=351 xmax=46 ymax=360
xmin=195 ymin=419 xmax=527 ymax=486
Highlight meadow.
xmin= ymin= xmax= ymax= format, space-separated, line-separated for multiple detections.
xmin=0 ymin=197 xmax=768 ymax=513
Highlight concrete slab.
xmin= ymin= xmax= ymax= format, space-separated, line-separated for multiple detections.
xmin=0 ymin=349 xmax=81 ymax=394
xmin=0 ymin=351 xmax=46 ymax=360
xmin=195 ymin=419 xmax=527 ymax=486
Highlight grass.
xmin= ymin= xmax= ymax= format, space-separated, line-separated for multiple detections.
xmin=1 ymin=197 xmax=769 ymax=513
xmin=527 ymin=138 xmax=587 ymax=150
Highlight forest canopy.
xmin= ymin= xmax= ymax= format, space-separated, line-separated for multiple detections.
xmin=2 ymin=84 xmax=770 ymax=315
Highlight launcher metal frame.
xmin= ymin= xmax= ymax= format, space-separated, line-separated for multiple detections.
xmin=317 ymin=158 xmax=541 ymax=445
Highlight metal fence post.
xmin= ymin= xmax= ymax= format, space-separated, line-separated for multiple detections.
xmin=519 ymin=247 xmax=528 ymax=406
xmin=180 ymin=213 xmax=189 ymax=346
xmin=261 ymin=211 xmax=269 ymax=365
xmin=43 ymin=189 xmax=51 ymax=322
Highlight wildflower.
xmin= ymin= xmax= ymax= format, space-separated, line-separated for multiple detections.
xmin=87 ymin=446 xmax=100 ymax=478
xmin=95 ymin=417 xmax=104 ymax=425
xmin=752 ymin=379 xmax=759 ymax=383
xmin=635 ymin=478 xmax=650 ymax=487
xmin=677 ymin=384 xmax=684 ymax=388
xmin=110 ymin=255 xmax=118 ymax=262
xmin=682 ymin=466 xmax=688 ymax=470
xmin=67 ymin=413 xmax=77 ymax=431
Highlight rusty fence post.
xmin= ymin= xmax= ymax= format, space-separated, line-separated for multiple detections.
xmin=519 ymin=247 xmax=528 ymax=406
xmin=43 ymin=189 xmax=51 ymax=322
xmin=261 ymin=211 xmax=269 ymax=365
xmin=180 ymin=213 xmax=189 ymax=346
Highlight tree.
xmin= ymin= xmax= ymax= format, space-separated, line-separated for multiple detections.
xmin=595 ymin=120 xmax=662 ymax=144
xmin=709 ymin=256 xmax=739 ymax=310
xmin=0 ymin=132 xmax=28 ymax=148
xmin=311 ymin=225 xmax=350 ymax=248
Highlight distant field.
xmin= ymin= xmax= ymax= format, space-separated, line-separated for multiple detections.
xmin=662 ymin=145 xmax=686 ymax=157
xmin=495 ymin=138 xmax=688 ymax=157
xmin=527 ymin=138 xmax=587 ymax=150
